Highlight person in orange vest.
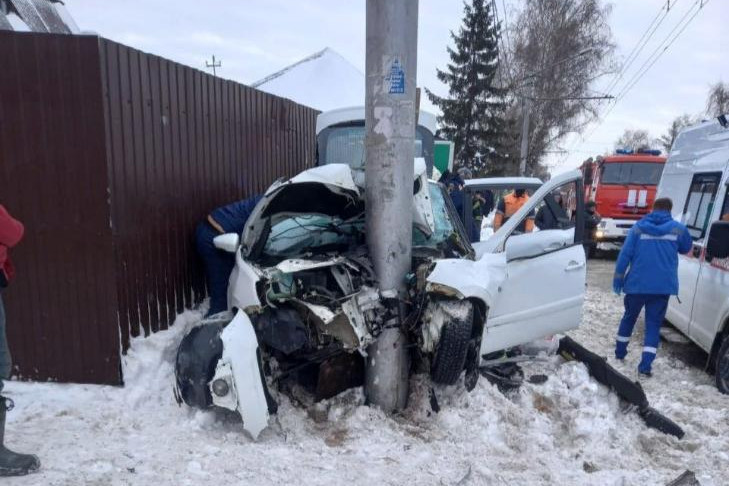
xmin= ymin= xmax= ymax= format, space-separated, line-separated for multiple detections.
xmin=493 ymin=189 xmax=535 ymax=233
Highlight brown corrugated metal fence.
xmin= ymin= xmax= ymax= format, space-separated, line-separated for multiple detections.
xmin=0 ymin=31 xmax=318 ymax=385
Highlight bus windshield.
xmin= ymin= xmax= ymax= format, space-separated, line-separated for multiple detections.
xmin=320 ymin=125 xmax=425 ymax=169
xmin=600 ymin=162 xmax=664 ymax=185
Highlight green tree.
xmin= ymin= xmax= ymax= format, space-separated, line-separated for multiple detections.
xmin=426 ymin=0 xmax=507 ymax=176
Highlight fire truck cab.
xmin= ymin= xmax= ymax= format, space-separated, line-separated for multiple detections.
xmin=580 ymin=148 xmax=666 ymax=250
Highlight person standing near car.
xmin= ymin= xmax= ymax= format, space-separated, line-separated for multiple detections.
xmin=583 ymin=201 xmax=602 ymax=257
xmin=613 ymin=197 xmax=692 ymax=376
xmin=0 ymin=205 xmax=40 ymax=476
xmin=440 ymin=169 xmax=466 ymax=224
xmin=493 ymin=188 xmax=534 ymax=232
xmin=535 ymin=193 xmax=566 ymax=230
xmin=196 ymin=195 xmax=262 ymax=317
xmin=471 ymin=191 xmax=486 ymax=242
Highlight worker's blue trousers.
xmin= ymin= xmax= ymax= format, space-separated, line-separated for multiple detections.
xmin=195 ymin=222 xmax=235 ymax=316
xmin=615 ymin=294 xmax=669 ymax=373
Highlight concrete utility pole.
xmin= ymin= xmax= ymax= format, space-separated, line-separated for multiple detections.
xmin=364 ymin=0 xmax=418 ymax=412
xmin=518 ymin=95 xmax=531 ymax=176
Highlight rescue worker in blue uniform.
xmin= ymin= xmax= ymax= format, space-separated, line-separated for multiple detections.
xmin=196 ymin=195 xmax=262 ymax=316
xmin=613 ymin=197 xmax=692 ymax=376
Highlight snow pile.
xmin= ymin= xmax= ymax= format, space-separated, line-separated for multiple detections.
xmin=252 ymin=48 xmax=365 ymax=112
xmin=2 ymin=261 xmax=728 ymax=485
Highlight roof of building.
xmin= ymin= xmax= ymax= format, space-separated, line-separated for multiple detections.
xmin=252 ymin=47 xmax=365 ymax=112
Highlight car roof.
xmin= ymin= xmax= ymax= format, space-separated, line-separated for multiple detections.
xmin=463 ymin=177 xmax=542 ymax=189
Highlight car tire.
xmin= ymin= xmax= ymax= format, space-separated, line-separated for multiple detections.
xmin=175 ymin=322 xmax=226 ymax=409
xmin=715 ymin=335 xmax=729 ymax=394
xmin=431 ymin=301 xmax=474 ymax=386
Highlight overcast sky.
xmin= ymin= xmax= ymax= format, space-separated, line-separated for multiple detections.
xmin=66 ymin=0 xmax=728 ymax=175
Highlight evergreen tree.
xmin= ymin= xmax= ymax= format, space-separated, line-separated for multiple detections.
xmin=426 ymin=0 xmax=506 ymax=176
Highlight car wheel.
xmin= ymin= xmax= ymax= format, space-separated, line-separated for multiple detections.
xmin=715 ymin=335 xmax=729 ymax=394
xmin=431 ymin=301 xmax=474 ymax=386
xmin=175 ymin=322 xmax=226 ymax=409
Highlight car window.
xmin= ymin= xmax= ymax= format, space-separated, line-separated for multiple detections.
xmin=720 ymin=187 xmax=729 ymax=222
xmin=504 ymin=180 xmax=580 ymax=260
xmin=682 ymin=173 xmax=722 ymax=239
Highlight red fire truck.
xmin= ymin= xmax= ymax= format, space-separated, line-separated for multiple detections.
xmin=579 ymin=148 xmax=667 ymax=250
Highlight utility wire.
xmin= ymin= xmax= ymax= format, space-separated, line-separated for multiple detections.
xmin=603 ymin=0 xmax=677 ymax=96
xmin=613 ymin=0 xmax=706 ymax=103
xmin=598 ymin=0 xmax=704 ymax=123
xmin=491 ymin=0 xmax=514 ymax=91
xmin=557 ymin=0 xmax=707 ymax=166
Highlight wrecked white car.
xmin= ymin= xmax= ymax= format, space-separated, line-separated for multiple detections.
xmin=174 ymin=162 xmax=587 ymax=438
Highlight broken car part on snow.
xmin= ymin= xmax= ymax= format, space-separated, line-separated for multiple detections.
xmin=558 ymin=336 xmax=685 ymax=439
xmin=173 ymin=162 xmax=586 ymax=438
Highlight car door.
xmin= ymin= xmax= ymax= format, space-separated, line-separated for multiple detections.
xmin=688 ymin=181 xmax=729 ymax=351
xmin=667 ymin=172 xmax=723 ymax=335
xmin=481 ymin=173 xmax=586 ymax=355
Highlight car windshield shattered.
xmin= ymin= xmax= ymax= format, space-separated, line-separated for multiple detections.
xmin=263 ymin=215 xmax=364 ymax=258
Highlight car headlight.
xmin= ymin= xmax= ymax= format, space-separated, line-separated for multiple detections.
xmin=595 ymin=230 xmax=604 ymax=239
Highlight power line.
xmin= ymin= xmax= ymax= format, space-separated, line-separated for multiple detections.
xmin=613 ymin=0 xmax=706 ymax=103
xmin=500 ymin=0 xmax=513 ymax=55
xmin=491 ymin=0 xmax=506 ymax=88
xmin=557 ymin=0 xmax=708 ymax=166
xmin=491 ymin=0 xmax=514 ymax=90
xmin=603 ymin=0 xmax=677 ymax=96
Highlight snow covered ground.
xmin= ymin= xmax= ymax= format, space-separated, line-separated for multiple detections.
xmin=3 ymin=260 xmax=727 ymax=485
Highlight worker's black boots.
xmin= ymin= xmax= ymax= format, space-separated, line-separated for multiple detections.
xmin=0 ymin=396 xmax=40 ymax=476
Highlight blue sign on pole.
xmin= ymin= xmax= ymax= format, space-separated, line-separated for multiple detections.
xmin=387 ymin=58 xmax=405 ymax=94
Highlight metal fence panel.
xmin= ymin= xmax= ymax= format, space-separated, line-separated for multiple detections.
xmin=0 ymin=32 xmax=318 ymax=384
xmin=0 ymin=32 xmax=120 ymax=384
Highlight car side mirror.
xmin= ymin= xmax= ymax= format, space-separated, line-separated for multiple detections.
xmin=213 ymin=233 xmax=240 ymax=253
xmin=705 ymin=221 xmax=729 ymax=263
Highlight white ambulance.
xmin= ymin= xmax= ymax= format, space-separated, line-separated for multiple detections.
xmin=656 ymin=115 xmax=729 ymax=393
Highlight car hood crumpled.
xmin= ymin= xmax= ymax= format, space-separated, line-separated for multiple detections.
xmin=425 ymin=252 xmax=507 ymax=307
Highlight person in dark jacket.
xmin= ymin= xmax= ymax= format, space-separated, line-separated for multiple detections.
xmin=440 ymin=170 xmax=466 ymax=223
xmin=0 ymin=205 xmax=40 ymax=476
xmin=535 ymin=193 xmax=566 ymax=230
xmin=196 ymin=195 xmax=262 ymax=316
xmin=583 ymin=201 xmax=601 ymax=256
xmin=471 ymin=192 xmax=486 ymax=242
xmin=613 ymin=198 xmax=692 ymax=376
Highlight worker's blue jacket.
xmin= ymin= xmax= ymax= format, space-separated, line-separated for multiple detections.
xmin=209 ymin=195 xmax=262 ymax=234
xmin=614 ymin=210 xmax=692 ymax=295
